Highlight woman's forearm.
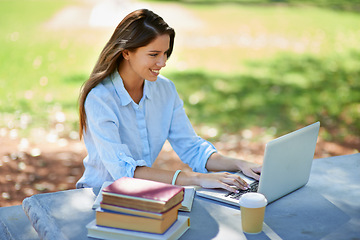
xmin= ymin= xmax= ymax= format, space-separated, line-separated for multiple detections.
xmin=206 ymin=152 xmax=262 ymax=181
xmin=133 ymin=166 xmax=201 ymax=186
xmin=206 ymin=152 xmax=244 ymax=172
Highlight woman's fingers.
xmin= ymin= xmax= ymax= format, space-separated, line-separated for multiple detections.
xmin=199 ymin=172 xmax=250 ymax=192
xmin=217 ymin=182 xmax=238 ymax=193
xmin=222 ymin=173 xmax=249 ymax=190
xmin=242 ymin=165 xmax=262 ymax=181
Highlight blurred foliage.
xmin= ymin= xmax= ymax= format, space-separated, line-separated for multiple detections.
xmin=0 ymin=0 xmax=94 ymax=138
xmin=170 ymin=50 xmax=360 ymax=141
xmin=0 ymin=0 xmax=359 ymax=143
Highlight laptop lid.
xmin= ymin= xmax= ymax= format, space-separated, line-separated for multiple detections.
xmin=257 ymin=121 xmax=320 ymax=203
xmin=196 ymin=122 xmax=320 ymax=206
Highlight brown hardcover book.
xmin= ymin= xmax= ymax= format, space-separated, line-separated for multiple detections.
xmin=102 ymin=177 xmax=184 ymax=213
xmin=95 ymin=203 xmax=180 ymax=234
xmin=99 ymin=202 xmax=181 ymax=220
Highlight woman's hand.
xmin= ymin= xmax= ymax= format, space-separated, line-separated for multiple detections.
xmin=196 ymin=172 xmax=250 ymax=193
xmin=239 ymin=161 xmax=262 ymax=181
xmin=203 ymin=152 xmax=262 ymax=192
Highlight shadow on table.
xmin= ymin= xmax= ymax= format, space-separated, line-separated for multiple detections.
xmin=180 ymin=197 xmax=220 ymax=239
xmin=265 ymin=186 xmax=350 ymax=240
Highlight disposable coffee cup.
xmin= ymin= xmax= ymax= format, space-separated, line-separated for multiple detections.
xmin=239 ymin=192 xmax=267 ymax=234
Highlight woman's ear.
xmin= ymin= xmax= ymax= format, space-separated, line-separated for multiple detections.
xmin=122 ymin=50 xmax=130 ymax=60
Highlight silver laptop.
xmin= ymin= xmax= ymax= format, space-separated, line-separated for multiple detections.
xmin=196 ymin=122 xmax=320 ymax=206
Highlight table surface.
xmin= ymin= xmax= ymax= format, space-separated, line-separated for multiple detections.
xmin=1 ymin=153 xmax=359 ymax=240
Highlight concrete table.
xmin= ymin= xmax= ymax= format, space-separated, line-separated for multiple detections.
xmin=1 ymin=153 xmax=359 ymax=239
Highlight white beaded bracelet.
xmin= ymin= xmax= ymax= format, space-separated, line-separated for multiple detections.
xmin=172 ymin=170 xmax=181 ymax=185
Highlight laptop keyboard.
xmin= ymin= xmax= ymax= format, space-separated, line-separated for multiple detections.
xmin=224 ymin=181 xmax=259 ymax=200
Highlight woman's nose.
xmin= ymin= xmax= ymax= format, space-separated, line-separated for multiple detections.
xmin=156 ymin=55 xmax=167 ymax=67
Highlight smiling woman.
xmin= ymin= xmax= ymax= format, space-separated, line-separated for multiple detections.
xmin=76 ymin=9 xmax=261 ymax=193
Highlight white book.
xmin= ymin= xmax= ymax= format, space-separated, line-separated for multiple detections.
xmin=179 ymin=187 xmax=195 ymax=212
xmin=86 ymin=215 xmax=190 ymax=240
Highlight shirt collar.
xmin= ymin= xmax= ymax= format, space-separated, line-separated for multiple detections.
xmin=143 ymin=80 xmax=152 ymax=100
xmin=111 ymin=71 xmax=152 ymax=106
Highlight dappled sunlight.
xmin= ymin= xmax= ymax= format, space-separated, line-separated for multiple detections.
xmin=309 ymin=154 xmax=360 ymax=222
xmin=54 ymin=189 xmax=94 ymax=218
xmin=315 ymin=166 xmax=360 ymax=211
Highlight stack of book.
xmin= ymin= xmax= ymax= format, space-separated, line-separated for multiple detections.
xmin=86 ymin=177 xmax=190 ymax=240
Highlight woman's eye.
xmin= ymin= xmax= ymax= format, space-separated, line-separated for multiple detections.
xmin=150 ymin=54 xmax=158 ymax=57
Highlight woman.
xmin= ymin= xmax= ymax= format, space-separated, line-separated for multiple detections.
xmin=76 ymin=9 xmax=261 ymax=192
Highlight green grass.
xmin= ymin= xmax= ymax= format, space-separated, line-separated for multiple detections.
xmin=169 ymin=51 xmax=360 ymax=141
xmin=0 ymin=0 xmax=100 ymax=135
xmin=0 ymin=0 xmax=359 ymax=143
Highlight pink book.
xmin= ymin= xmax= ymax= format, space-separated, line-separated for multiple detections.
xmin=102 ymin=177 xmax=184 ymax=213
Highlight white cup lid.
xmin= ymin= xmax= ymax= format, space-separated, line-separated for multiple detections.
xmin=239 ymin=193 xmax=267 ymax=208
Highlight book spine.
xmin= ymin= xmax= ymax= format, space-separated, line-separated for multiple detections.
xmin=100 ymin=202 xmax=181 ymax=220
xmin=100 ymin=203 xmax=163 ymax=219
xmin=102 ymin=195 xmax=163 ymax=212
xmin=87 ymin=216 xmax=190 ymax=240
xmin=87 ymin=228 xmax=146 ymax=240
xmin=96 ymin=210 xmax=177 ymax=234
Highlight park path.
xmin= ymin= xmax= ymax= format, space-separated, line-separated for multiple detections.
xmin=45 ymin=0 xmax=203 ymax=42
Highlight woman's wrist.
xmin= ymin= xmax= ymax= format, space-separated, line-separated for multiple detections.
xmin=176 ymin=171 xmax=202 ymax=186
xmin=234 ymin=159 xmax=249 ymax=172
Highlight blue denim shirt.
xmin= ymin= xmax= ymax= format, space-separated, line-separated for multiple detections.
xmin=76 ymin=71 xmax=217 ymax=188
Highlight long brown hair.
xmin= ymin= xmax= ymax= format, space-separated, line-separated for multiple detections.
xmin=78 ymin=9 xmax=175 ymax=138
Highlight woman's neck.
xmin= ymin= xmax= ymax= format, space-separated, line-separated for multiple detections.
xmin=118 ymin=62 xmax=144 ymax=104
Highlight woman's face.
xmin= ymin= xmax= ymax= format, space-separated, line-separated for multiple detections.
xmin=125 ymin=34 xmax=170 ymax=82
